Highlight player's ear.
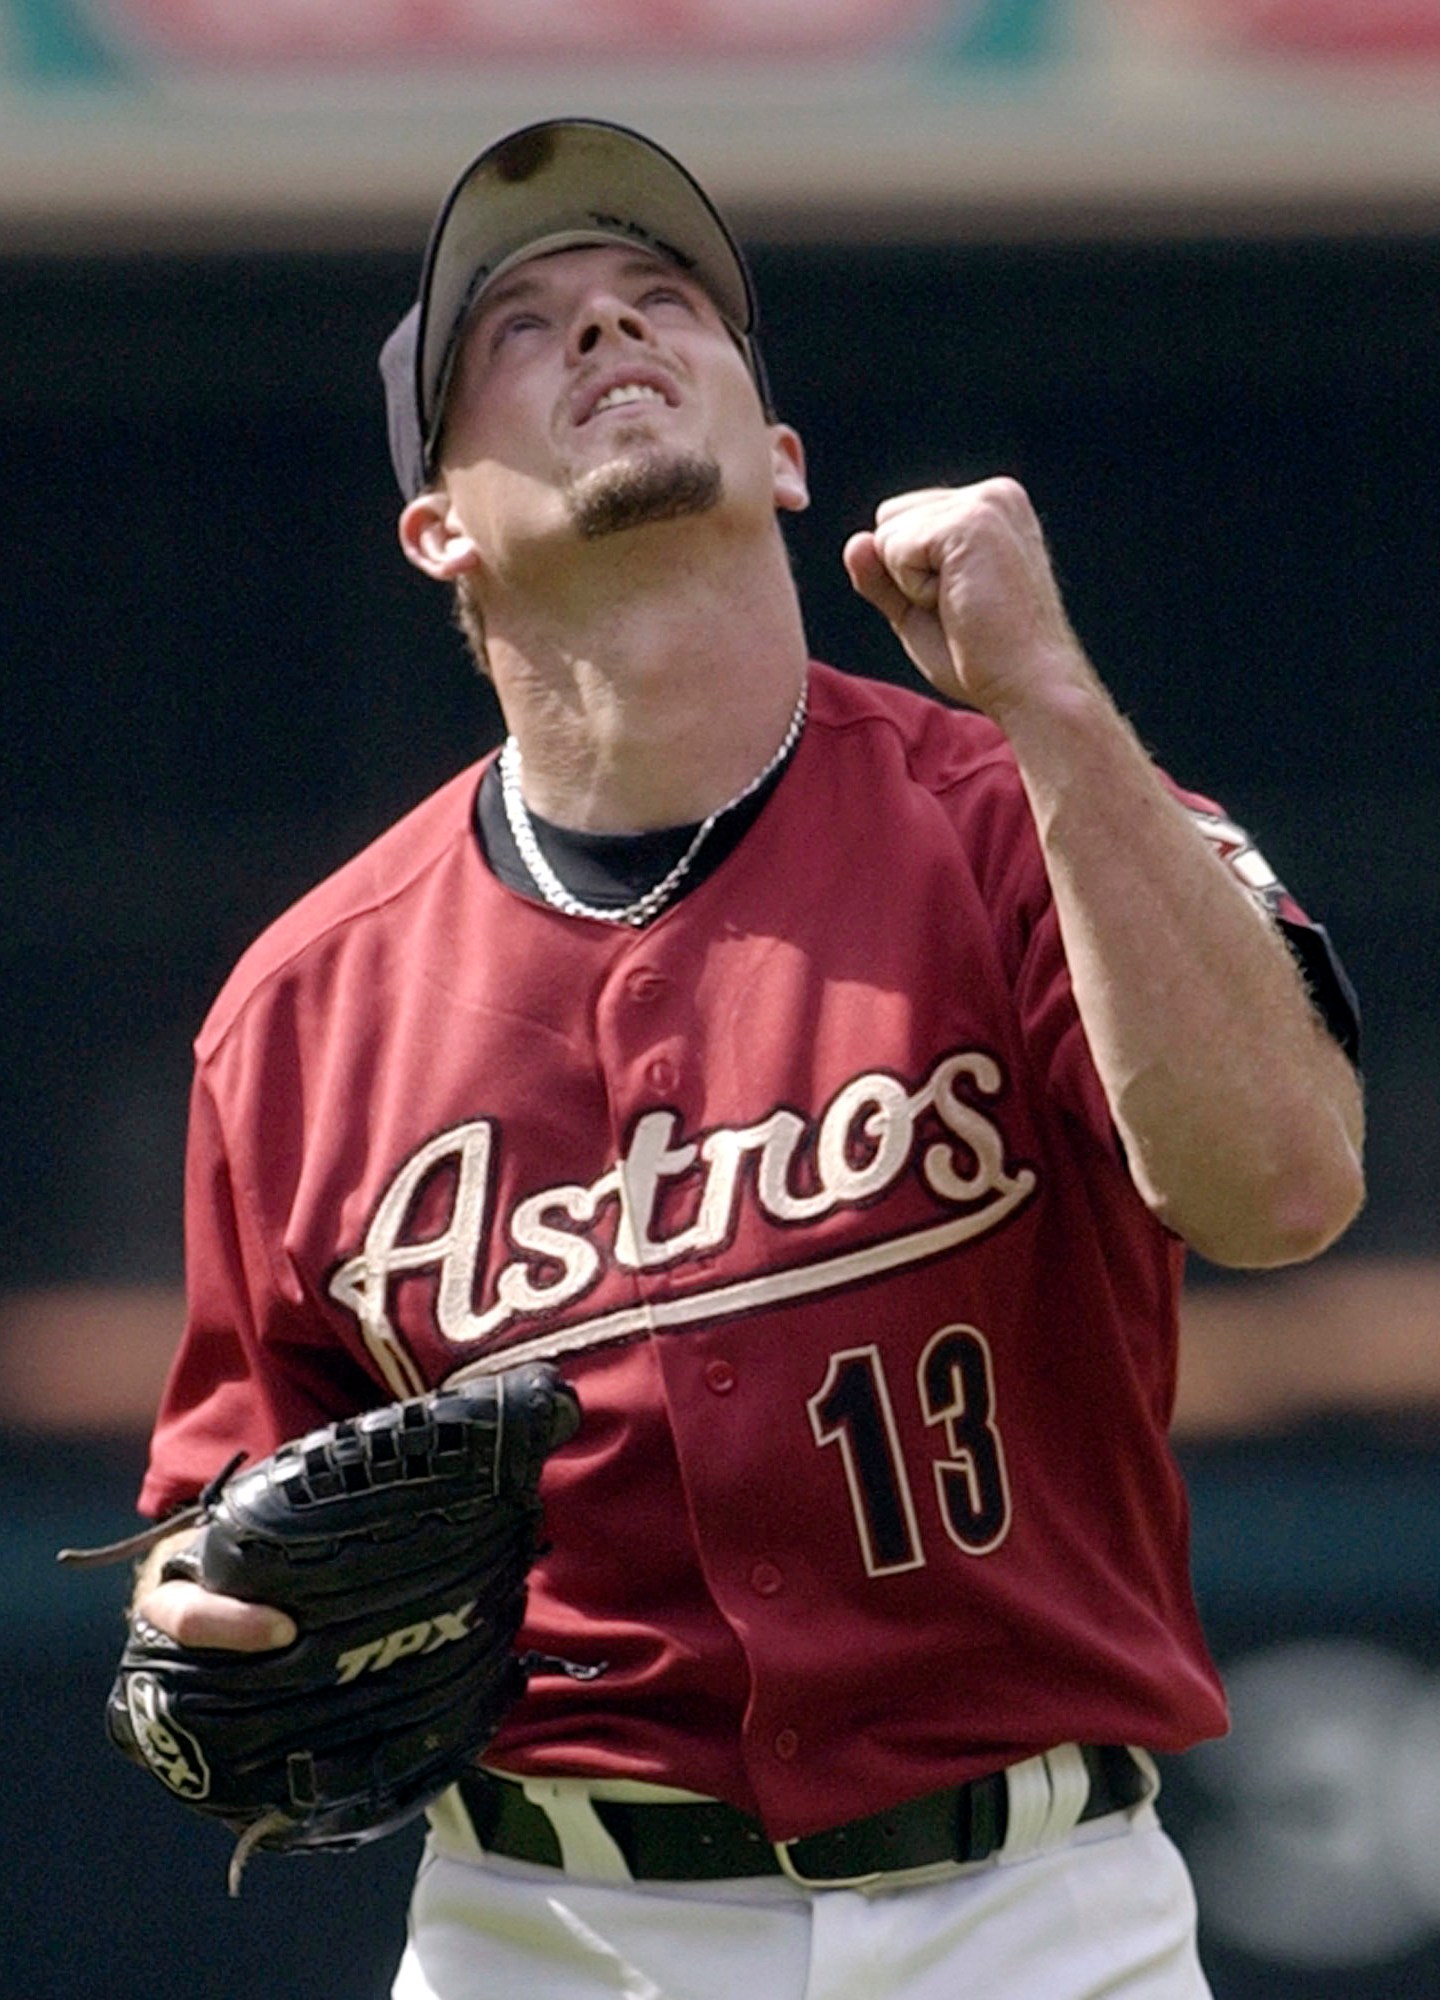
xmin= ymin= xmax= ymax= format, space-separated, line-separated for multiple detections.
xmin=771 ymin=424 xmax=809 ymax=515
xmin=397 ymin=486 xmax=482 ymax=582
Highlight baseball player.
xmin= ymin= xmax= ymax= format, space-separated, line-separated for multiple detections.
xmin=129 ymin=118 xmax=1364 ymax=1999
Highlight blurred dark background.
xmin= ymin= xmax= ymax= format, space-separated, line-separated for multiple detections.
xmin=2 ymin=231 xmax=1436 ymax=1997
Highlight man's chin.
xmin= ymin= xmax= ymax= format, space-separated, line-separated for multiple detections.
xmin=566 ymin=449 xmax=722 ymax=541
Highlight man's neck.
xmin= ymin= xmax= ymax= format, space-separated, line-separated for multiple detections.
xmin=484 ymin=527 xmax=809 ymax=835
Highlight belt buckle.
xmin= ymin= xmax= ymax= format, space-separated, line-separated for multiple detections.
xmin=773 ymin=1836 xmax=886 ymax=1892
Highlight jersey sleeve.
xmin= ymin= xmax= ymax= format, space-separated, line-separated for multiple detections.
xmin=136 ymin=1067 xmax=378 ymax=1518
xmin=1177 ymin=799 xmax=1361 ymax=1066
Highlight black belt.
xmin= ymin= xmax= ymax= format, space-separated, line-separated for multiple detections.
xmin=457 ymin=1745 xmax=1150 ymax=1886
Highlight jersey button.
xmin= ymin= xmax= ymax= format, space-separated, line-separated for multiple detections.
xmin=646 ymin=1057 xmax=678 ymax=1095
xmin=704 ymin=1360 xmax=736 ymax=1394
xmin=774 ymin=1729 xmax=800 ymax=1762
xmin=750 ymin=1561 xmax=784 ymax=1597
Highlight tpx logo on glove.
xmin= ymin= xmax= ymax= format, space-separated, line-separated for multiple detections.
xmin=125 ymin=1672 xmax=212 ymax=1800
xmin=333 ymin=1600 xmax=480 ymax=1684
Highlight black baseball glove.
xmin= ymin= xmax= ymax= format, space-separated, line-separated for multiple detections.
xmin=82 ymin=1365 xmax=580 ymax=1890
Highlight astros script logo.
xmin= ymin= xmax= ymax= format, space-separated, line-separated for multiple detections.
xmin=329 ymin=1047 xmax=1037 ymax=1397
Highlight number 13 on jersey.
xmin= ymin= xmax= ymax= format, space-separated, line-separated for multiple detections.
xmin=808 ymin=1325 xmax=1012 ymax=1578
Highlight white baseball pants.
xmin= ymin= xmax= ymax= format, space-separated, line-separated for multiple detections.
xmin=391 ymin=1801 xmax=1214 ymax=2000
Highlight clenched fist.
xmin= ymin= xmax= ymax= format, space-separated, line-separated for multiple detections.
xmin=842 ymin=479 xmax=1089 ymax=721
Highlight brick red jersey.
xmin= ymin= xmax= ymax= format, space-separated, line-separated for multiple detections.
xmin=141 ymin=660 xmax=1290 ymax=1840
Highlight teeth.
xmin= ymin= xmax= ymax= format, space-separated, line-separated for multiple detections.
xmin=593 ymin=383 xmax=665 ymax=415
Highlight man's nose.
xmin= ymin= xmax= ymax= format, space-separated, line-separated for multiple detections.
xmin=571 ymin=297 xmax=651 ymax=361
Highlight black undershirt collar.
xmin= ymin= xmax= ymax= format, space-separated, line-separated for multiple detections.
xmin=476 ymin=753 xmax=786 ymax=915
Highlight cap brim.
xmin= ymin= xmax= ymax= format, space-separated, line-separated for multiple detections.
xmin=413 ymin=118 xmax=759 ymax=470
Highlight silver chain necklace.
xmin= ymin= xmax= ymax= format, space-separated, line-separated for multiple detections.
xmin=499 ymin=680 xmax=808 ymax=928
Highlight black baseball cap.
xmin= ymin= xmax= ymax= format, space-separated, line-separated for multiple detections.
xmin=379 ymin=116 xmax=773 ymax=501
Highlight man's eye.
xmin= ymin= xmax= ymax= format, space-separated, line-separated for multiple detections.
xmin=639 ymin=287 xmax=693 ymax=314
xmin=491 ymin=313 xmax=546 ymax=350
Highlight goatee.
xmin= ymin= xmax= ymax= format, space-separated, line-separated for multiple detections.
xmin=567 ymin=448 xmax=722 ymax=541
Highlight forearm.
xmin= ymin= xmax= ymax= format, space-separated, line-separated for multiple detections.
xmin=1001 ymin=669 xmax=1365 ymax=1267
xmin=844 ymin=475 xmax=1364 ymax=1264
